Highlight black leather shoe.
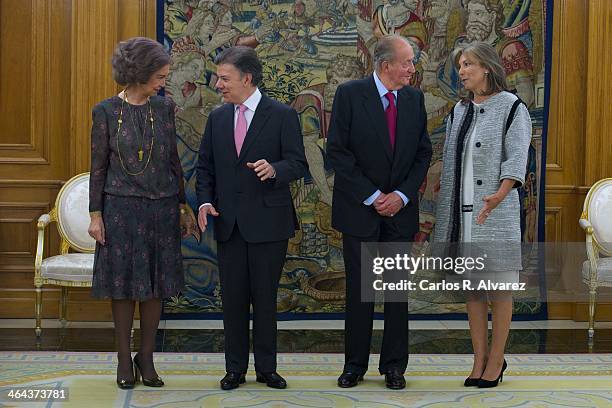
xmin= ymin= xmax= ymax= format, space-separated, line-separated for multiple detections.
xmin=220 ymin=372 xmax=246 ymax=390
xmin=256 ymin=372 xmax=287 ymax=389
xmin=384 ymin=369 xmax=406 ymax=390
xmin=337 ymin=371 xmax=364 ymax=388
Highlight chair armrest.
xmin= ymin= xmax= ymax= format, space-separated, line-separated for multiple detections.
xmin=35 ymin=214 xmax=52 ymax=282
xmin=579 ymin=218 xmax=599 ymax=283
xmin=579 ymin=218 xmax=593 ymax=234
xmin=38 ymin=213 xmax=51 ymax=227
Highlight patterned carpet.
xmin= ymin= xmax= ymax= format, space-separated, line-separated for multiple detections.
xmin=1 ymin=352 xmax=611 ymax=407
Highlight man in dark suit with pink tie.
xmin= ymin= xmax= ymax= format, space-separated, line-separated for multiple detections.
xmin=327 ymin=35 xmax=432 ymax=389
xmin=196 ymin=46 xmax=307 ymax=391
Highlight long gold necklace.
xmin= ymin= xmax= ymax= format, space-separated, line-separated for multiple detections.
xmin=116 ymin=90 xmax=155 ymax=176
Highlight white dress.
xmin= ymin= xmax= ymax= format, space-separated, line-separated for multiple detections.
xmin=460 ymin=104 xmax=519 ymax=286
xmin=461 ymin=117 xmax=477 ymax=242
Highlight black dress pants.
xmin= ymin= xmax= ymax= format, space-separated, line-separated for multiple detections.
xmin=217 ymin=225 xmax=288 ymax=373
xmin=343 ymin=217 xmax=412 ymax=375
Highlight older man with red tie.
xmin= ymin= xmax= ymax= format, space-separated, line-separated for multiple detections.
xmin=327 ymin=34 xmax=432 ymax=390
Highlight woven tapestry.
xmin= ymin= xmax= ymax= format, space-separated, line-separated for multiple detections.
xmin=161 ymin=0 xmax=550 ymax=318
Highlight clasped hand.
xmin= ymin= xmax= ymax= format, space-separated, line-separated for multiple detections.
xmin=374 ymin=192 xmax=403 ymax=217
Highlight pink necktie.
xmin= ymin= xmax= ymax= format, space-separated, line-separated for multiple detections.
xmin=384 ymin=92 xmax=397 ymax=149
xmin=234 ymin=104 xmax=248 ymax=155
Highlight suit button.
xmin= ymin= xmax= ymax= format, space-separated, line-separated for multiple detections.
xmin=479 ymin=108 xmax=485 ymax=113
xmin=476 ymin=180 xmax=483 ymax=185
xmin=475 ymin=142 xmax=481 ymax=148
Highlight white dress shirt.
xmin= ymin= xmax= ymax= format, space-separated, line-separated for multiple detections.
xmin=234 ymin=87 xmax=261 ymax=128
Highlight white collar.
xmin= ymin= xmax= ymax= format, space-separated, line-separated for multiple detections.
xmin=236 ymin=87 xmax=262 ymax=112
xmin=373 ymin=71 xmax=398 ymax=99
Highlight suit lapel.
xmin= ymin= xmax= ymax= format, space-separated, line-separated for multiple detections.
xmin=393 ymin=88 xmax=414 ymax=166
xmin=220 ymin=104 xmax=238 ymax=163
xmin=236 ymin=95 xmax=272 ymax=164
xmin=362 ymin=76 xmax=393 ymax=163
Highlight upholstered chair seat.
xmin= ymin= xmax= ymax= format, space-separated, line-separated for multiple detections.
xmin=40 ymin=253 xmax=94 ymax=282
xmin=582 ymin=258 xmax=612 ymax=283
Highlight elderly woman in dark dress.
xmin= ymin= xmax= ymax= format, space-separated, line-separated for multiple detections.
xmin=87 ymin=37 xmax=195 ymax=389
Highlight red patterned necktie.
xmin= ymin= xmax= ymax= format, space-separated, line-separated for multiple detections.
xmin=384 ymin=92 xmax=397 ymax=149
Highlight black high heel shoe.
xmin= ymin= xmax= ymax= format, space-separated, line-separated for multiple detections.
xmin=116 ymin=356 xmax=135 ymax=389
xmin=478 ymin=359 xmax=507 ymax=388
xmin=116 ymin=376 xmax=135 ymax=390
xmin=134 ymin=353 xmax=164 ymax=387
xmin=465 ymin=359 xmax=487 ymax=386
xmin=463 ymin=377 xmax=480 ymax=387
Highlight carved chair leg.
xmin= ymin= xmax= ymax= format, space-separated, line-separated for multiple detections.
xmin=588 ymin=287 xmax=597 ymax=342
xmin=60 ymin=287 xmax=69 ymax=328
xmin=35 ymin=286 xmax=43 ymax=338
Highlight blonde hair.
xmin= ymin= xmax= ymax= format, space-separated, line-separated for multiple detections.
xmin=452 ymin=41 xmax=507 ymax=101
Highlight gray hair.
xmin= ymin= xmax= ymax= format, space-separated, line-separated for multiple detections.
xmin=214 ymin=46 xmax=263 ymax=86
xmin=373 ymin=34 xmax=411 ymax=71
xmin=452 ymin=41 xmax=507 ymax=100
xmin=111 ymin=37 xmax=170 ymax=86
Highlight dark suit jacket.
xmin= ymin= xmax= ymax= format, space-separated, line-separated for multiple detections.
xmin=196 ymin=94 xmax=308 ymax=243
xmin=327 ymin=76 xmax=432 ymax=238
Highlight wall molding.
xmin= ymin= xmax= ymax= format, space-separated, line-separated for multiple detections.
xmin=0 ymin=180 xmax=64 ymax=187
xmin=0 ymin=1 xmax=51 ymax=165
xmin=547 ymin=0 xmax=588 ymax=185
xmin=584 ymin=0 xmax=612 ymax=184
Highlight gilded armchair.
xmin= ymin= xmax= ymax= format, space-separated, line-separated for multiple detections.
xmin=579 ymin=178 xmax=612 ymax=341
xmin=35 ymin=173 xmax=96 ymax=337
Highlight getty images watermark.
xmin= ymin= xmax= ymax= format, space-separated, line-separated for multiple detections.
xmin=371 ymin=253 xmax=526 ymax=292
xmin=359 ymin=242 xmax=529 ymax=302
